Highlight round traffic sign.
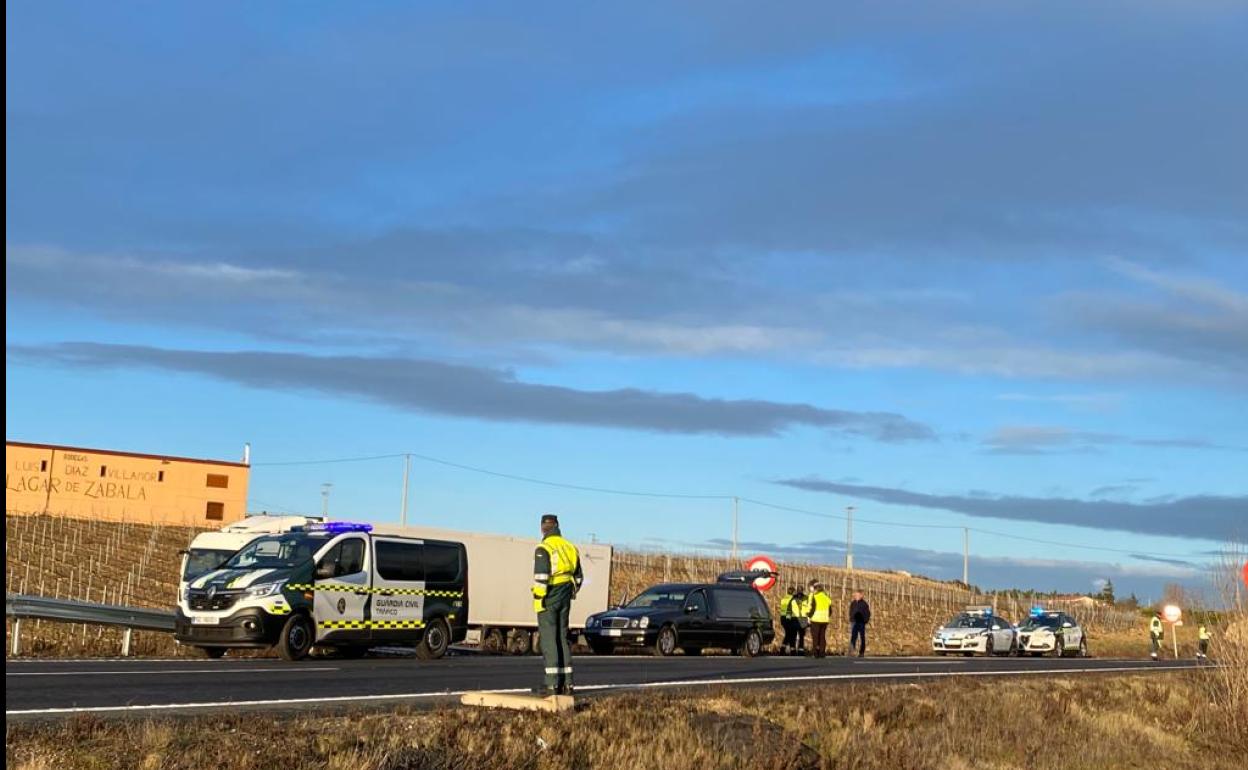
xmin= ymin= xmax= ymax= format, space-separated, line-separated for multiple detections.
xmin=743 ymin=555 xmax=778 ymax=592
xmin=1162 ymin=604 xmax=1182 ymax=624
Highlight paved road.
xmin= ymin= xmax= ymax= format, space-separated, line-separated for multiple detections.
xmin=6 ymin=654 xmax=1203 ymax=719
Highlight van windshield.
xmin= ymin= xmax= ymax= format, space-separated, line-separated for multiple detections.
xmin=183 ymin=548 xmax=235 ymax=580
xmin=223 ymin=534 xmax=325 ymax=570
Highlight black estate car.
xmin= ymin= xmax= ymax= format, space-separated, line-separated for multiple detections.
xmin=582 ymin=574 xmax=775 ymax=657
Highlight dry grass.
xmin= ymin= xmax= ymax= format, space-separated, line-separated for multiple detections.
xmin=6 ymin=673 xmax=1243 ymax=770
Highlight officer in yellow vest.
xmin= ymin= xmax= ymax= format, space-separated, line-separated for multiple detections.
xmin=806 ymin=582 xmax=833 ymax=658
xmin=1149 ymin=611 xmax=1164 ymax=660
xmin=533 ymin=514 xmax=583 ymax=695
xmin=1197 ymin=625 xmax=1212 ymax=661
xmin=778 ymin=586 xmax=796 ymax=654
xmin=793 ymin=585 xmax=810 ymax=655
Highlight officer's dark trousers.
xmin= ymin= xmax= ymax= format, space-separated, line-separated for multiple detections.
xmin=781 ymin=618 xmax=799 ymax=650
xmin=850 ymin=621 xmax=867 ymax=656
xmin=810 ymin=622 xmax=828 ymax=657
xmin=1150 ymin=634 xmax=1162 ymax=658
xmin=538 ymin=583 xmax=574 ymax=692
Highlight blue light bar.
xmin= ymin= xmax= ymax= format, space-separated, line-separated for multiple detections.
xmin=1030 ymin=605 xmax=1046 ymax=617
xmin=307 ymin=521 xmax=373 ymax=534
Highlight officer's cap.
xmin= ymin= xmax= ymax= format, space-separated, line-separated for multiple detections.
xmin=541 ymin=513 xmax=559 ymax=526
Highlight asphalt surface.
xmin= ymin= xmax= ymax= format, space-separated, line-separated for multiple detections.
xmin=6 ymin=653 xmax=1203 ymax=719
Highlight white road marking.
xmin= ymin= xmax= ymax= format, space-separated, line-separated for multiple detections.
xmin=7 ymin=667 xmax=339 ymax=677
xmin=5 ymin=662 xmax=1202 ymax=716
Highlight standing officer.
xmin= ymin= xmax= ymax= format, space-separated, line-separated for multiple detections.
xmin=779 ymin=586 xmax=798 ymax=654
xmin=1149 ymin=610 xmax=1164 ymax=661
xmin=533 ymin=513 xmax=582 ymax=695
xmin=806 ymin=582 xmax=832 ymax=658
xmin=848 ymin=590 xmax=871 ymax=658
xmin=1197 ymin=624 xmax=1212 ymax=662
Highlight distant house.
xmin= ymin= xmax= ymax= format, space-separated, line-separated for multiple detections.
xmin=6 ymin=440 xmax=250 ymax=526
xmin=1048 ymin=595 xmax=1101 ymax=609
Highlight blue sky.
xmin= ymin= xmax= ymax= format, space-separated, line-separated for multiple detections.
xmin=6 ymin=1 xmax=1246 ymax=600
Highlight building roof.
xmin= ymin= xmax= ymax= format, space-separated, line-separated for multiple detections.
xmin=6 ymin=440 xmax=249 ymax=468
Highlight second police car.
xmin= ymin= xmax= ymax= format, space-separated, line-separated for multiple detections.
xmin=1016 ymin=608 xmax=1088 ymax=657
xmin=931 ymin=606 xmax=1017 ymax=656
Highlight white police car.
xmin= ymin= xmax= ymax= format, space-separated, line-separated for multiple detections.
xmin=931 ymin=606 xmax=1016 ymax=656
xmin=1016 ymin=608 xmax=1087 ymax=657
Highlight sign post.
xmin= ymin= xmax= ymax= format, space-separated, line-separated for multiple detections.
xmin=1163 ymin=604 xmax=1182 ymax=659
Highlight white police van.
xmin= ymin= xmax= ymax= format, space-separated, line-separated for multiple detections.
xmin=175 ymin=522 xmax=468 ymax=661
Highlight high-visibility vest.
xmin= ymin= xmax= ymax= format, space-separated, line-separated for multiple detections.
xmin=1199 ymin=626 xmax=1211 ymax=641
xmin=779 ymin=593 xmax=795 ymax=618
xmin=809 ymin=591 xmax=832 ymax=623
xmin=537 ymin=534 xmax=579 ymax=588
xmin=798 ymin=596 xmax=811 ymax=617
xmin=1150 ymin=617 xmax=1163 ymax=637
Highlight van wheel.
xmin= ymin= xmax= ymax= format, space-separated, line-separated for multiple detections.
xmin=416 ymin=617 xmax=451 ymax=660
xmin=276 ymin=614 xmax=314 ymax=661
xmin=200 ymin=646 xmax=227 ymax=659
xmin=740 ymin=629 xmax=763 ymax=658
xmin=654 ymin=625 xmax=678 ymax=656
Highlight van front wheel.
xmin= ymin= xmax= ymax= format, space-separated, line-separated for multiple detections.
xmin=416 ymin=617 xmax=451 ymax=660
xmin=276 ymin=614 xmax=314 ymax=661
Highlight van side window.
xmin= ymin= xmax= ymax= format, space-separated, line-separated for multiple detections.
xmin=376 ymin=540 xmax=425 ymax=582
xmin=424 ymin=542 xmax=461 ymax=583
xmin=339 ymin=539 xmax=365 ymax=575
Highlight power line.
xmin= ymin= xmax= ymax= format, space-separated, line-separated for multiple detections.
xmin=251 ymin=449 xmax=1209 ymax=560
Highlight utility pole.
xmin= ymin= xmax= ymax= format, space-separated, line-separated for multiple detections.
xmin=321 ymin=483 xmax=332 ymax=517
xmin=400 ymin=454 xmax=411 ymax=527
xmin=845 ymin=505 xmax=856 ymax=573
xmin=962 ymin=527 xmax=970 ymax=586
xmin=731 ymin=497 xmax=739 ymax=561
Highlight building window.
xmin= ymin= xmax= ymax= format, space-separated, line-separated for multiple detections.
xmin=100 ymin=465 xmax=107 ymax=477
xmin=206 ymin=473 xmax=229 ymax=489
xmin=158 ymin=470 xmax=165 ymax=482
xmin=40 ymin=460 xmax=47 ymax=472
xmin=205 ymin=502 xmax=225 ymax=521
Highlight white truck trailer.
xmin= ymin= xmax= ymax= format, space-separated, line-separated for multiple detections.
xmin=370 ymin=524 xmax=613 ymax=654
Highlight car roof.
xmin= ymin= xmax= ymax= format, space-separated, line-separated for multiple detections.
xmin=641 ymin=582 xmax=758 ymax=592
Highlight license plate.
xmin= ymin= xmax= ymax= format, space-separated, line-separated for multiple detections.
xmin=191 ymin=615 xmax=220 ymax=625
xmin=603 ymin=629 xmax=622 ymax=637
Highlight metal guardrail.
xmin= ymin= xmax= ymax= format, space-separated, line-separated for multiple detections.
xmin=6 ymin=593 xmax=175 ymax=656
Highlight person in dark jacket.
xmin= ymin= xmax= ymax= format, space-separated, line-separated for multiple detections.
xmin=848 ymin=590 xmax=871 ymax=657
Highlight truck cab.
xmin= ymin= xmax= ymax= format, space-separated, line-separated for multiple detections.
xmin=174 ymin=522 xmax=468 ymax=661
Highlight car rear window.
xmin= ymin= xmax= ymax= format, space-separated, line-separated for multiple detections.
xmin=713 ymin=588 xmax=767 ymax=620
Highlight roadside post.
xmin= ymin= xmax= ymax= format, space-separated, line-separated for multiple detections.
xmin=1163 ymin=604 xmax=1182 ymax=659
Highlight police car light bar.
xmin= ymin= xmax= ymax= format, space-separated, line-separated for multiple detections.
xmin=1030 ymin=605 xmax=1047 ymax=617
xmin=306 ymin=521 xmax=373 ymax=534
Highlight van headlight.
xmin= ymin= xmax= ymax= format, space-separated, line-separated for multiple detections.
xmin=244 ymin=582 xmax=283 ymax=600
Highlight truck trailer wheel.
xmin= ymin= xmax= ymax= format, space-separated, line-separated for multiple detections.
xmin=416 ymin=617 xmax=451 ymax=660
xmin=507 ymin=629 xmax=533 ymax=655
xmin=276 ymin=614 xmax=314 ymax=661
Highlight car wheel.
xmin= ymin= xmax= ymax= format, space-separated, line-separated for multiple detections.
xmin=740 ymin=629 xmax=763 ymax=658
xmin=415 ymin=617 xmax=451 ymax=660
xmin=276 ymin=614 xmax=314 ymax=661
xmin=588 ymin=639 xmax=614 ymax=655
xmin=200 ymin=646 xmax=227 ymax=659
xmin=682 ymin=646 xmax=702 ymax=656
xmin=654 ymin=625 xmax=678 ymax=657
